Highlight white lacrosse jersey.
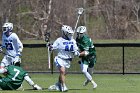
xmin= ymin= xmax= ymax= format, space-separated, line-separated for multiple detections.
xmin=2 ymin=32 xmax=23 ymax=57
xmin=52 ymin=37 xmax=78 ymax=59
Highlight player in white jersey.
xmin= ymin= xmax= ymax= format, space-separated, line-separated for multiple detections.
xmin=0 ymin=22 xmax=23 ymax=68
xmin=48 ymin=25 xmax=79 ymax=92
xmin=0 ymin=22 xmax=42 ymax=90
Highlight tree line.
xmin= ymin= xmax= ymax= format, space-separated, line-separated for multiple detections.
xmin=0 ymin=0 xmax=140 ymax=40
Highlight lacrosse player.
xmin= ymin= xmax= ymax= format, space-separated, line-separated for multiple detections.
xmin=0 ymin=22 xmax=23 ymax=67
xmin=0 ymin=22 xmax=42 ymax=90
xmin=0 ymin=64 xmax=42 ymax=90
xmin=48 ymin=25 xmax=79 ymax=92
xmin=76 ymin=26 xmax=97 ymax=89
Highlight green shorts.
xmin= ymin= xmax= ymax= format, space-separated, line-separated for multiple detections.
xmin=0 ymin=77 xmax=20 ymax=90
xmin=81 ymin=55 xmax=96 ymax=68
xmin=0 ymin=78 xmax=12 ymax=90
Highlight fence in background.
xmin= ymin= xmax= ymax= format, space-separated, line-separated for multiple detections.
xmin=1 ymin=43 xmax=140 ymax=74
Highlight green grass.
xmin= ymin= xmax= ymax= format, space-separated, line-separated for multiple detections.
xmin=0 ymin=74 xmax=140 ymax=93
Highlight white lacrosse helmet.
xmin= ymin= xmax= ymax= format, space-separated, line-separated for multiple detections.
xmin=76 ymin=26 xmax=87 ymax=33
xmin=2 ymin=22 xmax=13 ymax=33
xmin=76 ymin=26 xmax=87 ymax=39
xmin=61 ymin=25 xmax=74 ymax=40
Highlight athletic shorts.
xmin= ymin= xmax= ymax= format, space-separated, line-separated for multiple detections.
xmin=0 ymin=77 xmax=12 ymax=90
xmin=81 ymin=55 xmax=96 ymax=68
xmin=54 ymin=56 xmax=72 ymax=68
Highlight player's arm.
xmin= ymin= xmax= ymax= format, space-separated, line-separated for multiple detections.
xmin=1 ymin=34 xmax=6 ymax=49
xmin=24 ymin=74 xmax=42 ymax=90
xmin=13 ymin=33 xmax=23 ymax=55
xmin=16 ymin=35 xmax=23 ymax=54
xmin=0 ymin=67 xmax=7 ymax=74
xmin=50 ymin=38 xmax=60 ymax=50
xmin=79 ymin=38 xmax=90 ymax=57
xmin=72 ymin=40 xmax=80 ymax=56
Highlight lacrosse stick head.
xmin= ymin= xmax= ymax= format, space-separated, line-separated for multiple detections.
xmin=45 ymin=32 xmax=50 ymax=42
xmin=77 ymin=8 xmax=84 ymax=15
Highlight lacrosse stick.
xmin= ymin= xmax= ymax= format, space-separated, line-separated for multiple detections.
xmin=45 ymin=32 xmax=51 ymax=69
xmin=74 ymin=8 xmax=84 ymax=33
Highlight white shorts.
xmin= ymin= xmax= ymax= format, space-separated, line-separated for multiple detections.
xmin=1 ymin=55 xmax=15 ymax=67
xmin=54 ymin=56 xmax=71 ymax=68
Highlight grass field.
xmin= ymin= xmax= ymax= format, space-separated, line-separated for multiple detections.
xmin=0 ymin=73 xmax=140 ymax=93
xmin=0 ymin=40 xmax=140 ymax=93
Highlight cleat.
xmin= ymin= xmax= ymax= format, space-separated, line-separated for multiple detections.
xmin=83 ymin=80 xmax=90 ymax=86
xmin=93 ymin=83 xmax=97 ymax=89
xmin=33 ymin=84 xmax=42 ymax=90
xmin=61 ymin=86 xmax=68 ymax=92
xmin=48 ymin=83 xmax=60 ymax=91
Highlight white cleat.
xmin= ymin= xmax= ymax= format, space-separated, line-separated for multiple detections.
xmin=61 ymin=86 xmax=68 ymax=92
xmin=33 ymin=84 xmax=42 ymax=90
xmin=83 ymin=80 xmax=90 ymax=86
xmin=93 ymin=83 xmax=97 ymax=89
xmin=48 ymin=83 xmax=60 ymax=91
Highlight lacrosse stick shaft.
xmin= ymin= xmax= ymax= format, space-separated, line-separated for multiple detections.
xmin=73 ymin=8 xmax=84 ymax=35
xmin=47 ymin=43 xmax=51 ymax=69
xmin=51 ymin=51 xmax=54 ymax=74
xmin=74 ymin=14 xmax=81 ymax=32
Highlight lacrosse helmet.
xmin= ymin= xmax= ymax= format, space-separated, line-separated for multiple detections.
xmin=61 ymin=25 xmax=74 ymax=40
xmin=76 ymin=26 xmax=87 ymax=39
xmin=2 ymin=22 xmax=13 ymax=33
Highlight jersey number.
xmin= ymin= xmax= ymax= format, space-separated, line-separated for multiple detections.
xmin=12 ymin=68 xmax=20 ymax=81
xmin=5 ymin=43 xmax=13 ymax=50
xmin=65 ymin=45 xmax=74 ymax=51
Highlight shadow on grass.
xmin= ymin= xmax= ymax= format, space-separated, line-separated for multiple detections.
xmin=24 ymin=88 xmax=88 ymax=92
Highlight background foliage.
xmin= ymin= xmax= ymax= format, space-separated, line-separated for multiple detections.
xmin=0 ymin=0 xmax=140 ymax=40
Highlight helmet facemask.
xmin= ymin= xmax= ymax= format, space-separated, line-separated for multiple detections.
xmin=61 ymin=25 xmax=74 ymax=40
xmin=2 ymin=23 xmax=13 ymax=34
xmin=76 ymin=26 xmax=87 ymax=39
xmin=76 ymin=32 xmax=84 ymax=39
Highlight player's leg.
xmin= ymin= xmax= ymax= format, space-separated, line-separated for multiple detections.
xmin=24 ymin=75 xmax=42 ymax=90
xmin=58 ymin=66 xmax=68 ymax=92
xmin=88 ymin=58 xmax=97 ymax=88
xmin=80 ymin=62 xmax=91 ymax=86
xmin=49 ymin=56 xmax=68 ymax=92
xmin=88 ymin=67 xmax=97 ymax=88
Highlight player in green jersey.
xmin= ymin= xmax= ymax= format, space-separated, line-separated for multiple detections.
xmin=0 ymin=65 xmax=42 ymax=90
xmin=76 ymin=26 xmax=97 ymax=89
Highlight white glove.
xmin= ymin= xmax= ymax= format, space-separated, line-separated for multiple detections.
xmin=33 ymin=84 xmax=42 ymax=90
xmin=14 ymin=55 xmax=21 ymax=65
xmin=47 ymin=43 xmax=53 ymax=51
xmin=73 ymin=51 xmax=80 ymax=56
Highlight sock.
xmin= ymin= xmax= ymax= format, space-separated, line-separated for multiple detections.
xmin=24 ymin=75 xmax=35 ymax=86
xmin=91 ymin=80 xmax=97 ymax=85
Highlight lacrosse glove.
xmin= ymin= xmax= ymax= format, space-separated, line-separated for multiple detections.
xmin=47 ymin=43 xmax=53 ymax=51
xmin=72 ymin=51 xmax=80 ymax=56
xmin=13 ymin=54 xmax=21 ymax=66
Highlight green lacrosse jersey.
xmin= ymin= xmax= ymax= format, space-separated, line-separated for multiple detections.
xmin=76 ymin=35 xmax=96 ymax=66
xmin=76 ymin=35 xmax=96 ymax=56
xmin=2 ymin=65 xmax=27 ymax=90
